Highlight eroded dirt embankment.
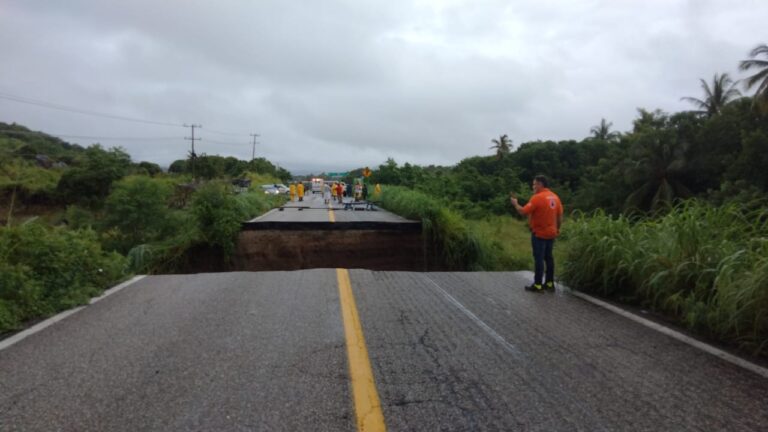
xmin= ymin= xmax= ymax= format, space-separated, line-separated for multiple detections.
xmin=234 ymin=227 xmax=425 ymax=271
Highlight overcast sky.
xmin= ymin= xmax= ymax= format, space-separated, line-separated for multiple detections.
xmin=0 ymin=1 xmax=765 ymax=174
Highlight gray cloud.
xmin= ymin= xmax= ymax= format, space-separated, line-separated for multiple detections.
xmin=1 ymin=0 xmax=766 ymax=173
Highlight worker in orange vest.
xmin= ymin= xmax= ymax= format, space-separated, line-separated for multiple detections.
xmin=335 ymin=182 xmax=344 ymax=204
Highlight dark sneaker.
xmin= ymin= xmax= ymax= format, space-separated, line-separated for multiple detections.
xmin=524 ymin=283 xmax=543 ymax=292
xmin=544 ymin=281 xmax=555 ymax=291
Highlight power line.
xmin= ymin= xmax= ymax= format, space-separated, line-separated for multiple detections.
xmin=205 ymin=138 xmax=247 ymax=147
xmin=205 ymin=128 xmax=248 ymax=137
xmin=0 ymin=129 xmax=179 ymax=141
xmin=0 ymin=92 xmax=183 ymax=127
xmin=0 ymin=91 xmax=251 ymax=137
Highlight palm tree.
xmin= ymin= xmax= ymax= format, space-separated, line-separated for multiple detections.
xmin=590 ymin=118 xmax=619 ymax=141
xmin=624 ymin=128 xmax=691 ymax=212
xmin=740 ymin=43 xmax=768 ymax=107
xmin=680 ymin=73 xmax=741 ymax=117
xmin=489 ymin=134 xmax=512 ymax=160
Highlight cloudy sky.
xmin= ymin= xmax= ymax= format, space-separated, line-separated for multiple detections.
xmin=0 ymin=1 xmax=765 ymax=174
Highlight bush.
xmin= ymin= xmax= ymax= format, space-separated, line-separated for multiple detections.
xmin=64 ymin=205 xmax=96 ymax=230
xmin=0 ymin=223 xmax=127 ymax=333
xmin=101 ymin=175 xmax=177 ymax=253
xmin=561 ymin=200 xmax=768 ymax=356
xmin=190 ymin=182 xmax=246 ymax=257
xmin=126 ymin=182 xmax=281 ymax=273
xmin=379 ymin=186 xmax=499 ymax=270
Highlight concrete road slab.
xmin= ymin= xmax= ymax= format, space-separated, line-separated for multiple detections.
xmin=248 ymin=194 xmax=415 ymax=225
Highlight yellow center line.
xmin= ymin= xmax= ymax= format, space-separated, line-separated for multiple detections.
xmin=328 ymin=203 xmax=336 ymax=223
xmin=336 ymin=268 xmax=387 ymax=432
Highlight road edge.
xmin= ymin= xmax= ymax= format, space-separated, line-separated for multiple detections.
xmin=515 ymin=271 xmax=768 ymax=379
xmin=0 ymin=275 xmax=146 ymax=352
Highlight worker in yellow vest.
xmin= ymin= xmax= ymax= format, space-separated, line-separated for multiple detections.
xmin=331 ymin=182 xmax=338 ymax=200
xmin=289 ymin=183 xmax=296 ymax=202
xmin=375 ymin=183 xmax=382 ymax=195
xmin=297 ymin=182 xmax=304 ymax=202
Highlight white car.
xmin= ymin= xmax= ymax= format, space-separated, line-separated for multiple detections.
xmin=260 ymin=184 xmax=280 ymax=195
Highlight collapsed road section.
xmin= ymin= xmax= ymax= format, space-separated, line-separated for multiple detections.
xmin=234 ymin=194 xmax=424 ymax=271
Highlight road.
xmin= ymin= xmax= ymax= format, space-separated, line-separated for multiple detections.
xmin=1 ymin=270 xmax=767 ymax=431
xmin=248 ymin=193 xmax=418 ymax=226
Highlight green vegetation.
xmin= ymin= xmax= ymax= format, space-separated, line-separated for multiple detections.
xmin=101 ymin=176 xmax=178 ymax=253
xmin=0 ymin=125 xmax=288 ymax=333
xmin=379 ymin=186 xmax=483 ymax=270
xmin=126 ymin=184 xmax=282 ymax=274
xmin=0 ymin=223 xmax=126 ymax=331
xmin=561 ymin=201 xmax=768 ymax=355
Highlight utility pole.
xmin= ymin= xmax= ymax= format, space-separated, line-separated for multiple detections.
xmin=184 ymin=123 xmax=202 ymax=180
xmin=250 ymin=133 xmax=260 ymax=160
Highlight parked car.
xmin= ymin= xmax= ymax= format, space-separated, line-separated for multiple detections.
xmin=260 ymin=184 xmax=280 ymax=195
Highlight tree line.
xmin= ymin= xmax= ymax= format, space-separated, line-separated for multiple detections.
xmin=366 ymin=43 xmax=768 ymax=217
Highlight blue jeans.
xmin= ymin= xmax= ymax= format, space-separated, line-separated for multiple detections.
xmin=531 ymin=235 xmax=554 ymax=285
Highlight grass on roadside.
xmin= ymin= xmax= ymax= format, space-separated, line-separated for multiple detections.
xmin=468 ymin=215 xmax=569 ymax=272
xmin=561 ymin=200 xmax=768 ymax=357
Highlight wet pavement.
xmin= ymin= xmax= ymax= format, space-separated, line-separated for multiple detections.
xmin=1 ymin=270 xmax=767 ymax=431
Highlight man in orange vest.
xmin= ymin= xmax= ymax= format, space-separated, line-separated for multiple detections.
xmin=510 ymin=175 xmax=563 ymax=292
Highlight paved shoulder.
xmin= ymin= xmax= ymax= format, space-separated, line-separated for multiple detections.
xmin=348 ymin=270 xmax=768 ymax=431
xmin=0 ymin=271 xmax=353 ymax=432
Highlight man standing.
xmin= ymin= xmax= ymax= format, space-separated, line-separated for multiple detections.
xmin=510 ymin=175 xmax=563 ymax=292
xmin=335 ymin=182 xmax=344 ymax=204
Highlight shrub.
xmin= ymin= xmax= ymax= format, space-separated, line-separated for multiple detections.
xmin=190 ymin=182 xmax=245 ymax=257
xmin=101 ymin=175 xmax=177 ymax=253
xmin=0 ymin=223 xmax=127 ymax=332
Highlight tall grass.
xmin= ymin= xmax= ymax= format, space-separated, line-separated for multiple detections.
xmin=469 ymin=215 xmax=570 ymax=271
xmin=379 ymin=186 xmax=507 ymax=270
xmin=562 ymin=200 xmax=768 ymax=356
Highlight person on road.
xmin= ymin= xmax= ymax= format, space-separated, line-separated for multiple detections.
xmin=362 ymin=183 xmax=368 ymax=201
xmin=510 ymin=175 xmax=563 ymax=292
xmin=297 ymin=182 xmax=304 ymax=202
xmin=336 ymin=182 xmax=344 ymax=204
xmin=323 ymin=183 xmax=332 ymax=204
xmin=289 ymin=183 xmax=296 ymax=202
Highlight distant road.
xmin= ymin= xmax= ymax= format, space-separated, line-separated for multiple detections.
xmin=1 ymin=270 xmax=766 ymax=431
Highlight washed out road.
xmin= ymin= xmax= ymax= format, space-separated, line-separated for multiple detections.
xmin=1 ymin=270 xmax=767 ymax=431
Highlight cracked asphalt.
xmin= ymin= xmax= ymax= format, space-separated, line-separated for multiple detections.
xmin=1 ymin=270 xmax=767 ymax=431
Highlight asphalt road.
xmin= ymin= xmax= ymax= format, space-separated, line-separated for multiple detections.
xmin=1 ymin=270 xmax=767 ymax=431
xmin=249 ymin=193 xmax=417 ymax=224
